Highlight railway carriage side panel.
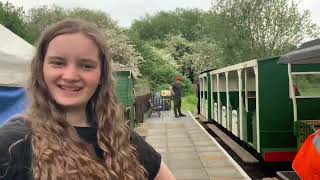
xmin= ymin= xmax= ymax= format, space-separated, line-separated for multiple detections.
xmin=258 ymin=57 xmax=297 ymax=162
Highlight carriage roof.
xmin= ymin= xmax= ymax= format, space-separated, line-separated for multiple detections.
xmin=278 ymin=39 xmax=320 ymax=64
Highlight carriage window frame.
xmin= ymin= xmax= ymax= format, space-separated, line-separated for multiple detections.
xmin=290 ymin=72 xmax=320 ymax=99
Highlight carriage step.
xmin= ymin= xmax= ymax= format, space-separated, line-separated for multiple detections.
xmin=207 ymin=123 xmax=259 ymax=163
xmin=276 ymin=171 xmax=300 ymax=180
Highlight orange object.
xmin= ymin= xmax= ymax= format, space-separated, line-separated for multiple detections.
xmin=292 ymin=131 xmax=320 ymax=180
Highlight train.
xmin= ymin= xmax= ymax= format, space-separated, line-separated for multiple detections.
xmin=198 ymin=39 xmax=320 ymax=162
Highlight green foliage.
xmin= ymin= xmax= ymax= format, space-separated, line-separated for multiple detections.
xmin=130 ymin=38 xmax=194 ymax=95
xmin=128 ymin=35 xmax=194 ymax=94
xmin=2 ymin=1 xmax=319 ymax=96
xmin=149 ymin=64 xmax=178 ymax=85
xmin=130 ymin=0 xmax=319 ymax=77
xmin=188 ymin=41 xmax=223 ymax=74
xmin=206 ymin=0 xmax=320 ymax=65
xmin=155 ymin=84 xmax=171 ymax=92
xmin=128 ymin=33 xmax=181 ymax=90
xmin=156 ymin=77 xmax=194 ymax=98
xmin=0 ymin=2 xmax=33 ymax=43
xmin=177 ymin=94 xmax=198 ymax=113
xmin=294 ymin=74 xmax=320 ymax=96
xmin=131 ymin=12 xmax=180 ymax=41
xmin=69 ymin=8 xmax=118 ymax=30
xmin=134 ymin=78 xmax=152 ymax=96
xmin=26 ymin=5 xmax=119 ymax=43
xmin=26 ymin=5 xmax=142 ymax=73
xmin=163 ymin=35 xmax=192 ymax=76
xmin=164 ymin=35 xmax=222 ymax=76
xmin=26 ymin=5 xmax=67 ymax=43
xmin=181 ymin=77 xmax=195 ymax=96
xmin=130 ymin=8 xmax=207 ymax=42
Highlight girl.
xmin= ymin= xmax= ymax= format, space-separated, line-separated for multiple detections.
xmin=0 ymin=19 xmax=175 ymax=180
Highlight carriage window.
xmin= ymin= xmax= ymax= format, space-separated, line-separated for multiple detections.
xmin=292 ymin=74 xmax=320 ymax=97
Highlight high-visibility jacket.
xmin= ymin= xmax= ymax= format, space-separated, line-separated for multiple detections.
xmin=293 ymin=130 xmax=320 ymax=180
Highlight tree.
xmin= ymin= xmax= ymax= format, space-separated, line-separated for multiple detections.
xmin=26 ymin=5 xmax=67 ymax=43
xmin=205 ymin=0 xmax=319 ymax=65
xmin=128 ymin=30 xmax=188 ymax=90
xmin=0 ymin=2 xmax=32 ymax=43
xmin=69 ymin=8 xmax=118 ymax=30
xmin=27 ymin=5 xmax=142 ymax=72
xmin=162 ymin=35 xmax=193 ymax=79
xmin=187 ymin=41 xmax=222 ymax=75
xmin=130 ymin=8 xmax=207 ymax=42
xmin=162 ymin=35 xmax=222 ymax=81
xmin=134 ymin=41 xmax=179 ymax=85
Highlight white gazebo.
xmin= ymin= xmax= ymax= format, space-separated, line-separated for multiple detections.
xmin=0 ymin=24 xmax=34 ymax=87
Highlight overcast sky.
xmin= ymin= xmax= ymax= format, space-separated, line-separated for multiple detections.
xmin=3 ymin=0 xmax=320 ymax=28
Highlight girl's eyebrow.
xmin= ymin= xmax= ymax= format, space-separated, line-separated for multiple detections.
xmin=79 ymin=58 xmax=99 ymax=64
xmin=46 ymin=56 xmax=65 ymax=61
xmin=45 ymin=56 xmax=99 ymax=65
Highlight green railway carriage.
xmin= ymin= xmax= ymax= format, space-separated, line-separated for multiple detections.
xmin=198 ymin=39 xmax=320 ymax=162
xmin=278 ymin=39 xmax=320 ymax=148
xmin=114 ymin=69 xmax=135 ymax=128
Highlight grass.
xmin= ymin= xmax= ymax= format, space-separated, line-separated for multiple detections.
xmin=300 ymin=87 xmax=320 ymax=96
xmin=171 ymin=94 xmax=198 ymax=113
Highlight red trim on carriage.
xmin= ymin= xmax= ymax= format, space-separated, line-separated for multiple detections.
xmin=264 ymin=151 xmax=297 ymax=162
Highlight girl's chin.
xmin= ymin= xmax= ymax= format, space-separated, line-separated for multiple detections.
xmin=56 ymin=100 xmax=87 ymax=109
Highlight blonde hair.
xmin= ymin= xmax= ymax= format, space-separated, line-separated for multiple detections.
xmin=26 ymin=19 xmax=147 ymax=179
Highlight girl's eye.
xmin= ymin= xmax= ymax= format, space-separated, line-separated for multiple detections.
xmin=81 ymin=64 xmax=95 ymax=70
xmin=50 ymin=61 xmax=65 ymax=67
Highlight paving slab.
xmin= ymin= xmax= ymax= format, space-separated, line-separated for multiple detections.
xmin=136 ymin=111 xmax=251 ymax=180
xmin=167 ymin=152 xmax=200 ymax=160
xmin=195 ymin=146 xmax=220 ymax=152
xmin=168 ymin=146 xmax=196 ymax=153
xmin=206 ymin=167 xmax=245 ymax=179
xmin=168 ymin=159 xmax=204 ymax=169
xmin=172 ymin=169 xmax=209 ymax=180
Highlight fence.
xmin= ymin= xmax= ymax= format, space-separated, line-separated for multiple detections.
xmin=135 ymin=93 xmax=151 ymax=123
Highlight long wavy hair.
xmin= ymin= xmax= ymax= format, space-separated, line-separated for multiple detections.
xmin=26 ymin=19 xmax=147 ymax=179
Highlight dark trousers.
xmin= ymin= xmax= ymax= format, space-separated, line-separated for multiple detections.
xmin=197 ymin=95 xmax=200 ymax=114
xmin=173 ymin=99 xmax=182 ymax=116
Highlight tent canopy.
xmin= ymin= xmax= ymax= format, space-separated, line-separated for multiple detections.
xmin=0 ymin=24 xmax=34 ymax=87
xmin=278 ymin=39 xmax=320 ymax=64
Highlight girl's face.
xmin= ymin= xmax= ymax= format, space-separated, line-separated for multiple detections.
xmin=43 ymin=33 xmax=101 ymax=109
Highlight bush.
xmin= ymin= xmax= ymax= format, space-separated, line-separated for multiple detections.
xmin=181 ymin=77 xmax=195 ymax=96
xmin=180 ymin=94 xmax=198 ymax=113
xmin=155 ymin=83 xmax=171 ymax=92
xmin=134 ymin=78 xmax=152 ymax=96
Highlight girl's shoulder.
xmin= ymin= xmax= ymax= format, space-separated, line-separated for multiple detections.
xmin=0 ymin=117 xmax=32 ymax=179
xmin=130 ymin=130 xmax=162 ymax=180
xmin=0 ymin=116 xmax=32 ymax=140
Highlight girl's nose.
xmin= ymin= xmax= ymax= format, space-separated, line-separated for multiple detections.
xmin=62 ymin=66 xmax=80 ymax=82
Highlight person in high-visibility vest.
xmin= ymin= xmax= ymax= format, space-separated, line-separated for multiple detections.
xmin=292 ymin=130 xmax=320 ymax=180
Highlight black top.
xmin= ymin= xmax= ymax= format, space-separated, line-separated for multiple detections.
xmin=0 ymin=119 xmax=161 ymax=180
xmin=172 ymin=83 xmax=182 ymax=101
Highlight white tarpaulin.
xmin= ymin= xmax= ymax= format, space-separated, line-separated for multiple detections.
xmin=0 ymin=24 xmax=34 ymax=87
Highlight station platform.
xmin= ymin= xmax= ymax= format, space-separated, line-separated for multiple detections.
xmin=135 ymin=111 xmax=251 ymax=180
